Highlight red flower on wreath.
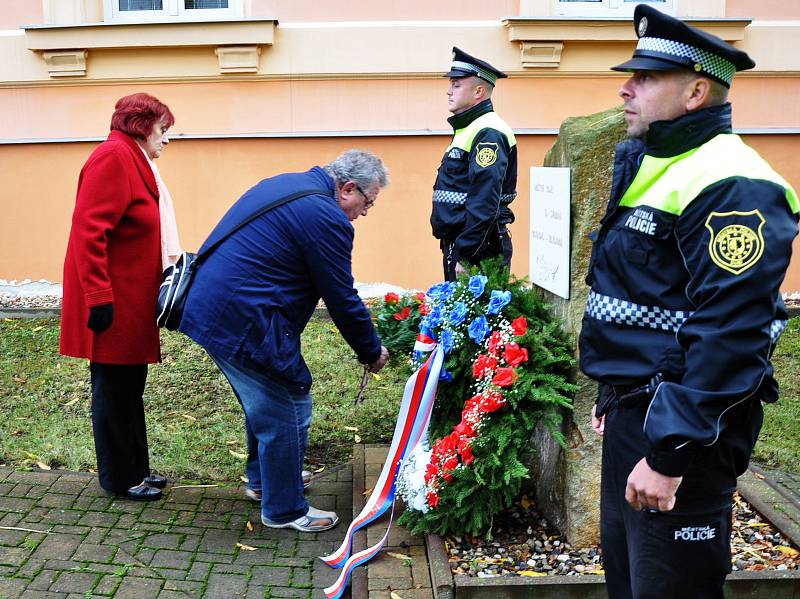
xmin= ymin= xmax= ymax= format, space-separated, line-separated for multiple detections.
xmin=419 ymin=303 xmax=431 ymax=316
xmin=455 ymin=419 xmax=476 ymax=438
xmin=458 ymin=440 xmax=475 ymax=466
xmin=393 ymin=306 xmax=411 ymax=321
xmin=426 ymin=490 xmax=440 ymax=508
xmin=415 ymin=292 xmax=426 ymax=302
xmin=492 ymin=367 xmax=518 ymax=387
xmin=482 ymin=391 xmax=506 ymax=413
xmin=512 ymin=316 xmax=528 ymax=337
xmin=472 ymin=354 xmax=498 ymax=379
xmin=503 ymin=343 xmax=529 ymax=367
xmin=384 ymin=292 xmax=400 ymax=305
xmin=487 ymin=331 xmax=504 ymax=355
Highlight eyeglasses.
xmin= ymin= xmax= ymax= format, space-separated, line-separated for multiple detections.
xmin=355 ymin=184 xmax=375 ymax=209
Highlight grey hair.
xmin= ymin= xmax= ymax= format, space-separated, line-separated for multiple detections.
xmin=324 ymin=150 xmax=389 ymax=191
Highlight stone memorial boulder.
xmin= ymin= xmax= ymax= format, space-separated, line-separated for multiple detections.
xmin=524 ymin=106 xmax=628 ymax=546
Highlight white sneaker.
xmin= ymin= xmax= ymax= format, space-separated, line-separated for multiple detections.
xmin=245 ymin=470 xmax=313 ymax=502
xmin=261 ymin=506 xmax=339 ymax=532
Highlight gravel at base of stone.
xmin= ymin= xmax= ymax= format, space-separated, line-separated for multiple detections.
xmin=0 ymin=293 xmax=61 ymax=309
xmin=446 ymin=492 xmax=798 ymax=578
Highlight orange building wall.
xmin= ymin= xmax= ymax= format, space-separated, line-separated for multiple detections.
xmin=1 ymin=133 xmax=797 ymax=292
xmin=726 ymin=0 xmax=800 ymax=19
xmin=0 ymin=1 xmax=43 ymax=29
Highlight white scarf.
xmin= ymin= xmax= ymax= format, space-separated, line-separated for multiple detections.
xmin=142 ymin=148 xmax=183 ymax=270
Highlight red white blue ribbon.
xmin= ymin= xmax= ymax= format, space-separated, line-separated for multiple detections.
xmin=320 ymin=336 xmax=444 ymax=599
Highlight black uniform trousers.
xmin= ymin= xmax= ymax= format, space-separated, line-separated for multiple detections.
xmin=600 ymin=385 xmax=763 ymax=599
xmin=90 ymin=363 xmax=151 ymax=494
xmin=442 ymin=229 xmax=512 ymax=281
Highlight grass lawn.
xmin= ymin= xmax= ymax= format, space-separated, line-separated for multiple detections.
xmin=0 ymin=315 xmax=797 ymax=483
xmin=0 ymin=316 xmax=408 ymax=483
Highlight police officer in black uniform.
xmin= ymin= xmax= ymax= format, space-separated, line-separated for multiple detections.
xmin=431 ymin=47 xmax=518 ymax=281
xmin=580 ymin=6 xmax=799 ymax=598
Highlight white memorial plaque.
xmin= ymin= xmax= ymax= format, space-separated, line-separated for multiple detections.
xmin=530 ymin=167 xmax=571 ymax=299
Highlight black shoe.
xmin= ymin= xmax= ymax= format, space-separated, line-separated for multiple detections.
xmin=125 ymin=483 xmax=162 ymax=501
xmin=144 ymin=474 xmax=167 ymax=489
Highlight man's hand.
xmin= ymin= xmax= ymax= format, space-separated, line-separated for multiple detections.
xmin=454 ymin=262 xmax=466 ymax=276
xmin=369 ymin=345 xmax=389 ymax=373
xmin=625 ymin=457 xmax=683 ymax=512
xmin=591 ymin=404 xmax=605 ymax=437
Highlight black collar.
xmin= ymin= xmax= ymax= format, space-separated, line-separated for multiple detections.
xmin=448 ymin=99 xmax=494 ymax=130
xmin=645 ymin=103 xmax=733 ymax=157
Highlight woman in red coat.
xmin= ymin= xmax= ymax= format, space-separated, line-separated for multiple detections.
xmin=60 ymin=93 xmax=177 ymax=501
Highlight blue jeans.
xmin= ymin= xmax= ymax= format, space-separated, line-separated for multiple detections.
xmin=210 ymin=354 xmax=312 ymax=523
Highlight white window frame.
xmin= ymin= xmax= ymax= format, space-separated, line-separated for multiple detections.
xmin=553 ymin=0 xmax=675 ymax=17
xmin=104 ymin=0 xmax=243 ymax=23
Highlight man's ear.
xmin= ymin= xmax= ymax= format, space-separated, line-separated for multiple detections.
xmin=686 ymin=77 xmax=712 ymax=111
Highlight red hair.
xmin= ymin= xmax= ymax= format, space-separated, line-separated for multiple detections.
xmin=110 ymin=93 xmax=175 ymax=140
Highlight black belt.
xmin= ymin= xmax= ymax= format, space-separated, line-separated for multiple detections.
xmin=596 ymin=373 xmax=664 ymax=418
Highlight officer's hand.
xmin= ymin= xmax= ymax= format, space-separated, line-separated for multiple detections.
xmin=369 ymin=346 xmax=389 ymax=373
xmin=590 ymin=404 xmax=605 ymax=437
xmin=625 ymin=458 xmax=682 ymax=512
xmin=454 ymin=262 xmax=466 ymax=276
xmin=87 ymin=303 xmax=114 ymax=333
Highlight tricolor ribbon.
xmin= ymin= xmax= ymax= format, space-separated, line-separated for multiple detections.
xmin=320 ymin=335 xmax=444 ymax=599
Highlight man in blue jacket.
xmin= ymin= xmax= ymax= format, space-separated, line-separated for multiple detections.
xmin=580 ymin=6 xmax=798 ymax=598
xmin=181 ymin=150 xmax=390 ymax=532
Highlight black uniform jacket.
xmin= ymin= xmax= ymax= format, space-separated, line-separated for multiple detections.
xmin=430 ymin=100 xmax=518 ymax=263
xmin=579 ymin=104 xmax=799 ymax=476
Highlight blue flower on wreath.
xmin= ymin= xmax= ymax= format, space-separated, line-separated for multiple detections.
xmin=440 ymin=329 xmax=455 ymax=354
xmin=439 ymin=368 xmax=453 ymax=382
xmin=468 ymin=315 xmax=489 ymax=344
xmin=424 ymin=305 xmax=443 ymax=330
xmin=449 ymin=302 xmax=467 ymax=326
xmin=427 ymin=281 xmax=456 ymax=302
xmin=487 ymin=290 xmax=512 ymax=315
xmin=468 ymin=275 xmax=488 ymax=298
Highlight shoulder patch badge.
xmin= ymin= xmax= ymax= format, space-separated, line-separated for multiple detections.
xmin=704 ymin=210 xmax=766 ymax=275
xmin=475 ymin=142 xmax=499 ymax=168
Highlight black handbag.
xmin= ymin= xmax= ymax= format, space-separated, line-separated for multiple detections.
xmin=155 ymin=187 xmax=326 ymax=330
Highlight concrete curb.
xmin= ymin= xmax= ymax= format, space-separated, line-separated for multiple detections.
xmin=0 ymin=306 xmax=333 ymax=320
xmin=739 ymin=466 xmax=800 ymax=548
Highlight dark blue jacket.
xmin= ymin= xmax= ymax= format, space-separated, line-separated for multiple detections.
xmin=180 ymin=167 xmax=382 ymax=394
xmin=579 ymin=105 xmax=799 ymax=476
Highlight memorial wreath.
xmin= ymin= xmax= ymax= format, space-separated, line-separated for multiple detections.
xmin=376 ymin=260 xmax=575 ymax=536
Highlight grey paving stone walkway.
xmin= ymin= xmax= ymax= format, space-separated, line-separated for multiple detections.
xmin=0 ymin=464 xmax=354 ymax=598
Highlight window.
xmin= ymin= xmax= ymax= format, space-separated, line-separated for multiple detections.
xmin=554 ymin=0 xmax=674 ymax=17
xmin=105 ymin=0 xmax=243 ymax=22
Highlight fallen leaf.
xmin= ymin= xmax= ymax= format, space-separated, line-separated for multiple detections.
xmin=229 ymin=450 xmax=247 ymax=460
xmin=240 ymin=475 xmax=249 ymax=484
xmin=354 ymin=435 xmax=362 ymax=443
xmin=56 ymin=363 xmax=61 ymax=369
xmin=11 ymin=430 xmax=24 ymax=436
xmin=370 ymin=372 xmax=381 ymax=381
xmin=386 ymin=552 xmax=410 ymax=561
xmin=775 ymin=546 xmax=799 ymax=557
xmin=588 ymin=569 xmax=605 ymax=575
xmin=181 ymin=414 xmax=197 ymax=422
xmin=23 ymin=451 xmax=38 ymax=460
xmin=344 ymin=426 xmax=359 ymax=432
xmin=32 ymin=326 xmax=43 ymax=332
xmin=314 ymin=466 xmax=325 ymax=473
xmin=36 ymin=462 xmax=51 ymax=470
xmin=754 ymin=472 xmax=765 ymax=480
xmin=520 ymin=495 xmax=532 ymax=510
xmin=246 ymin=521 xmax=253 ymax=532
xmin=226 ymin=440 xmax=238 ymax=445
xmin=518 ymin=571 xmax=547 ymax=577
xmin=363 ymin=487 xmax=373 ymax=496
xmin=236 ymin=542 xmax=257 ymax=551
xmin=64 ymin=397 xmax=79 ymax=407
xmin=390 ymin=593 xmax=402 ymax=599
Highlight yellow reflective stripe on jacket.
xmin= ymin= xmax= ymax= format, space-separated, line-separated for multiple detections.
xmin=619 ymin=134 xmax=800 ymax=215
xmin=448 ymin=112 xmax=517 ymax=152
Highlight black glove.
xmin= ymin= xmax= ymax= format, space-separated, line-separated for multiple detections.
xmin=87 ymin=303 xmax=114 ymax=333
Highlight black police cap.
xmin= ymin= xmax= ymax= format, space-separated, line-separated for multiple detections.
xmin=445 ymin=47 xmax=507 ymax=86
xmin=611 ymin=4 xmax=755 ymax=88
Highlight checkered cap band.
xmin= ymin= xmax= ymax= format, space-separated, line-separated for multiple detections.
xmin=636 ymin=36 xmax=736 ymax=85
xmin=433 ymin=189 xmax=468 ymax=204
xmin=451 ymin=60 xmax=497 ymax=85
xmin=585 ymin=290 xmax=691 ymax=332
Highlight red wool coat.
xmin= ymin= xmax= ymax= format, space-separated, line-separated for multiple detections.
xmin=60 ymin=130 xmax=162 ymax=364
